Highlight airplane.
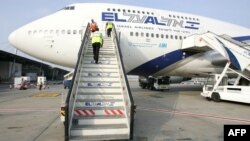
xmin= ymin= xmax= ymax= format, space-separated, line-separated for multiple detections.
xmin=8 ymin=3 xmax=250 ymax=80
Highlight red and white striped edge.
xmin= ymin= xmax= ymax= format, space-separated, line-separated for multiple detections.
xmin=74 ymin=109 xmax=124 ymax=116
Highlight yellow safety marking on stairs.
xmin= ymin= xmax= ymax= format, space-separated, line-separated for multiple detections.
xmin=33 ymin=92 xmax=60 ymax=97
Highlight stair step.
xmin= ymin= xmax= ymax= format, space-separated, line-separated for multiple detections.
xmin=76 ymin=99 xmax=123 ymax=102
xmin=77 ymin=95 xmax=123 ymax=100
xmin=76 ymin=118 xmax=127 ymax=125
xmin=87 ymin=49 xmax=115 ymax=52
xmin=83 ymin=57 xmax=116 ymax=61
xmin=70 ymin=134 xmax=129 ymax=141
xmin=81 ymin=72 xmax=119 ymax=77
xmin=79 ymin=82 xmax=121 ymax=88
xmin=73 ymin=108 xmax=125 ymax=117
xmin=84 ymin=54 xmax=116 ymax=58
xmin=86 ymin=52 xmax=116 ymax=55
xmin=82 ymin=64 xmax=118 ymax=68
xmin=70 ymin=128 xmax=129 ymax=137
xmin=80 ymin=77 xmax=120 ymax=82
xmin=82 ymin=60 xmax=117 ymax=65
xmin=72 ymin=124 xmax=127 ymax=130
xmin=81 ymin=68 xmax=119 ymax=73
xmin=75 ymin=101 xmax=124 ymax=108
xmin=78 ymin=88 xmax=122 ymax=94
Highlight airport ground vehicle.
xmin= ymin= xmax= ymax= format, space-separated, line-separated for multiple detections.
xmin=201 ymin=74 xmax=250 ymax=104
xmin=14 ymin=76 xmax=30 ymax=89
xmin=139 ymin=76 xmax=170 ymax=90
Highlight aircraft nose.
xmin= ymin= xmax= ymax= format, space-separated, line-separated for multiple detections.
xmin=8 ymin=31 xmax=17 ymax=47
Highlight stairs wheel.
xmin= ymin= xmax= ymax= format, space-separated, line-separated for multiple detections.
xmin=212 ymin=92 xmax=220 ymax=102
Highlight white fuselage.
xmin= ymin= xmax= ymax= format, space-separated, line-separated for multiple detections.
xmin=8 ymin=3 xmax=250 ymax=77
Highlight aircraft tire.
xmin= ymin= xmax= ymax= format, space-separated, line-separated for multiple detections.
xmin=212 ymin=92 xmax=220 ymax=102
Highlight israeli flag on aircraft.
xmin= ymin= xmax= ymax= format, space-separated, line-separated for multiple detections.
xmin=185 ymin=21 xmax=200 ymax=30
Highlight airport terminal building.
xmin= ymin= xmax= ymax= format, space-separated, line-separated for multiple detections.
xmin=0 ymin=50 xmax=69 ymax=83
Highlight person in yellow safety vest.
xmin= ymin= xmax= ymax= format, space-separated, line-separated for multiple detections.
xmin=92 ymin=30 xmax=103 ymax=64
xmin=106 ymin=21 xmax=113 ymax=37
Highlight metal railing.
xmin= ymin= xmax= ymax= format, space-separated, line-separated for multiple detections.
xmin=111 ymin=26 xmax=135 ymax=140
xmin=64 ymin=23 xmax=91 ymax=141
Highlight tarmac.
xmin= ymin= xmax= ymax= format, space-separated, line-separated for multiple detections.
xmin=0 ymin=80 xmax=250 ymax=141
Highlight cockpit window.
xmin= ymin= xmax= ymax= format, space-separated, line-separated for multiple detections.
xmin=63 ymin=6 xmax=75 ymax=10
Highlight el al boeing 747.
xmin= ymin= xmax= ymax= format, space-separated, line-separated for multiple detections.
xmin=8 ymin=3 xmax=250 ymax=78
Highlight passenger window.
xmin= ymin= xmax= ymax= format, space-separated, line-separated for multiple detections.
xmin=73 ymin=30 xmax=77 ymax=34
xmin=177 ymin=16 xmax=180 ymax=19
xmin=137 ymin=11 xmax=140 ymax=14
xmin=141 ymin=32 xmax=144 ymax=37
xmin=130 ymin=32 xmax=133 ymax=36
xmin=146 ymin=33 xmax=149 ymax=37
xmin=70 ymin=6 xmax=74 ymax=10
xmin=61 ymin=30 xmax=65 ymax=34
xmin=179 ymin=36 xmax=182 ymax=40
xmin=175 ymin=35 xmax=178 ymax=40
xmin=156 ymin=34 xmax=159 ymax=38
xmin=133 ymin=10 xmax=135 ymax=13
xmin=147 ymin=12 xmax=150 ymax=15
xmin=151 ymin=12 xmax=154 ymax=15
xmin=123 ymin=9 xmax=126 ymax=12
xmin=28 ymin=30 xmax=32 ymax=35
xmin=56 ymin=30 xmax=59 ymax=35
xmin=151 ymin=33 xmax=154 ymax=38
xmin=50 ymin=30 xmax=54 ymax=34
xmin=79 ymin=30 xmax=82 ymax=34
xmin=173 ymin=15 xmax=176 ymax=18
xmin=135 ymin=32 xmax=139 ymax=36
xmin=33 ymin=30 xmax=37 ymax=34
xmin=67 ymin=30 xmax=71 ymax=34
xmin=112 ymin=8 xmax=116 ymax=12
xmin=128 ymin=10 xmax=131 ymax=13
xmin=142 ymin=11 xmax=145 ymax=14
xmin=165 ymin=34 xmax=168 ymax=39
xmin=107 ymin=8 xmax=110 ymax=11
xmin=170 ymin=35 xmax=173 ymax=39
xmin=118 ymin=9 xmax=121 ymax=12
xmin=161 ymin=34 xmax=164 ymax=38
xmin=169 ymin=15 xmax=172 ymax=17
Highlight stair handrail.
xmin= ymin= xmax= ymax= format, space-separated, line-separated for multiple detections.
xmin=111 ymin=26 xmax=135 ymax=140
xmin=64 ymin=23 xmax=91 ymax=140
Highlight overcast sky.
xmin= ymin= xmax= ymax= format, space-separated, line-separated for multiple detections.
xmin=1 ymin=0 xmax=250 ymax=68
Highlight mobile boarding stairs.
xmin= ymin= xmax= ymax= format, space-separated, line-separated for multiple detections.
xmin=64 ymin=24 xmax=135 ymax=141
xmin=181 ymin=31 xmax=250 ymax=93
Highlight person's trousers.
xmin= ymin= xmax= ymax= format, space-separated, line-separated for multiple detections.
xmin=107 ymin=28 xmax=112 ymax=37
xmin=92 ymin=42 xmax=101 ymax=63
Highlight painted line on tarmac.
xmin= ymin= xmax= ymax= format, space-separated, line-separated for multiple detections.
xmin=0 ymin=108 xmax=58 ymax=113
xmin=137 ymin=107 xmax=250 ymax=124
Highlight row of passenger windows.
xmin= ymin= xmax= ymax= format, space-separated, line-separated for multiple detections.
xmin=27 ymin=29 xmax=82 ymax=35
xmin=107 ymin=8 xmax=199 ymax=21
xmin=130 ymin=32 xmax=186 ymax=40
xmin=107 ymin=8 xmax=154 ymax=15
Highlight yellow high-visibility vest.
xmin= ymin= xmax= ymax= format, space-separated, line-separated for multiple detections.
xmin=107 ymin=22 xmax=113 ymax=29
xmin=92 ymin=33 xmax=103 ymax=46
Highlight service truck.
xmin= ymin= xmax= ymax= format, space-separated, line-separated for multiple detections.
xmin=201 ymin=74 xmax=250 ymax=104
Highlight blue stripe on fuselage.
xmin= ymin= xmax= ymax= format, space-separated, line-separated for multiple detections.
xmin=128 ymin=50 xmax=196 ymax=76
xmin=233 ymin=36 xmax=250 ymax=42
